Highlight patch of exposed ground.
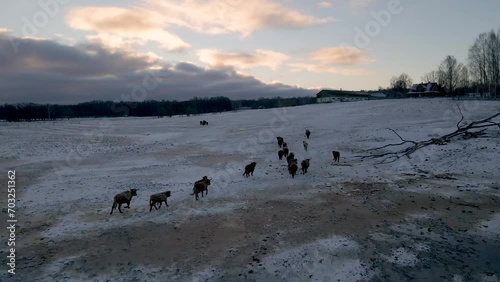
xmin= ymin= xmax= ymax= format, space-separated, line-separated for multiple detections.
xmin=7 ymin=180 xmax=500 ymax=281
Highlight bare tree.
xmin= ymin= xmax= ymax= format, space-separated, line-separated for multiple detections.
xmin=421 ymin=70 xmax=439 ymax=83
xmin=438 ymin=55 xmax=464 ymax=95
xmin=468 ymin=30 xmax=500 ymax=97
xmin=390 ymin=73 xmax=413 ymax=93
xmin=486 ymin=30 xmax=500 ymax=97
xmin=458 ymin=66 xmax=469 ymax=90
xmin=468 ymin=33 xmax=488 ymax=92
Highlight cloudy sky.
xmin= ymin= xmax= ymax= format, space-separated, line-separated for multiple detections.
xmin=0 ymin=0 xmax=499 ymax=104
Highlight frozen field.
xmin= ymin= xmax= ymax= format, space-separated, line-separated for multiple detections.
xmin=1 ymin=98 xmax=499 ymax=281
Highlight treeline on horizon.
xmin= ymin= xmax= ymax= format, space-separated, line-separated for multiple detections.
xmin=0 ymin=96 xmax=317 ymax=122
xmin=388 ymin=28 xmax=500 ymax=97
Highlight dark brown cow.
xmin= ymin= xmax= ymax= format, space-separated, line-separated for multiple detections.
xmin=332 ymin=151 xmax=340 ymax=162
xmin=190 ymin=178 xmax=211 ymax=200
xmin=276 ymin=137 xmax=284 ymax=148
xmin=278 ymin=150 xmax=284 ymax=160
xmin=283 ymin=147 xmax=289 ymax=157
xmin=243 ymin=162 xmax=257 ymax=177
xmin=149 ymin=191 xmax=171 ymax=212
xmin=288 ymin=160 xmax=298 ymax=178
xmin=301 ymin=159 xmax=310 ymax=174
xmin=110 ymin=189 xmax=138 ymax=215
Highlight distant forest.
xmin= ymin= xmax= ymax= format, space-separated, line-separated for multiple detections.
xmin=0 ymin=96 xmax=317 ymax=122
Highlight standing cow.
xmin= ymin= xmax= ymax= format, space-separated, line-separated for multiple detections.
xmin=276 ymin=137 xmax=284 ymax=148
xmin=278 ymin=150 xmax=284 ymax=160
xmin=332 ymin=151 xmax=340 ymax=162
xmin=243 ymin=162 xmax=257 ymax=177
xmin=301 ymin=159 xmax=310 ymax=174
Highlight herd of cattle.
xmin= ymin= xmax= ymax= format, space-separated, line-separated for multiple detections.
xmin=109 ymin=124 xmax=341 ymax=215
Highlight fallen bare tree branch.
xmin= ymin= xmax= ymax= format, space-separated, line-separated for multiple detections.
xmin=455 ymin=104 xmax=465 ymax=130
xmin=357 ymin=112 xmax=500 ymax=164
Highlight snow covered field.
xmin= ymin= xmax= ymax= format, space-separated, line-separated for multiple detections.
xmin=1 ymin=98 xmax=499 ymax=281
